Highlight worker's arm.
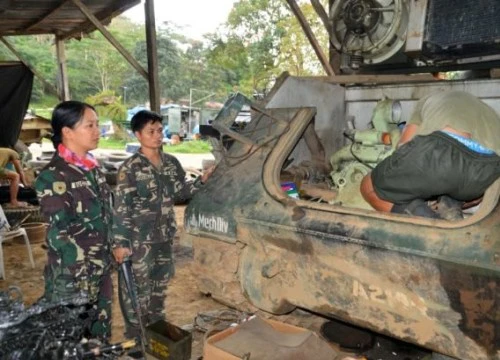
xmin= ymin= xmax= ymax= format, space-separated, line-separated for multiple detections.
xmin=397 ymin=123 xmax=419 ymax=147
xmin=397 ymin=94 xmax=430 ymax=147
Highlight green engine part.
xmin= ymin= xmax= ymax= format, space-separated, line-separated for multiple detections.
xmin=329 ymin=98 xmax=402 ymax=209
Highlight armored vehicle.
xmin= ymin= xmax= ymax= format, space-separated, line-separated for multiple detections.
xmin=183 ymin=1 xmax=499 ymax=359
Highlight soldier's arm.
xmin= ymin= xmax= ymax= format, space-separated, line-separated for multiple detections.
xmin=112 ymin=165 xmax=137 ymax=250
xmin=35 ymin=170 xmax=75 ymax=252
xmin=171 ymin=157 xmax=201 ymax=203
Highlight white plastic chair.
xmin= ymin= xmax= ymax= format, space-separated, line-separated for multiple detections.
xmin=0 ymin=205 xmax=35 ymax=279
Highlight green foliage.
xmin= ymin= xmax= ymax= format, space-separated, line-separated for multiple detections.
xmin=85 ymin=90 xmax=126 ymax=121
xmin=164 ymin=140 xmax=212 ymax=154
xmin=0 ymin=2 xmax=331 ymax=110
xmin=205 ymin=0 xmax=327 ymax=97
xmin=126 ymin=31 xmax=183 ymax=103
xmin=276 ymin=3 xmax=326 ymax=75
xmin=205 ymin=35 xmax=252 ymax=96
xmin=0 ymin=35 xmax=57 ymax=101
xmin=98 ymin=138 xmax=128 ymax=149
xmin=66 ymin=17 xmax=144 ymax=100
xmin=226 ymin=0 xmax=289 ymax=92
xmin=30 ymin=94 xmax=59 ymax=111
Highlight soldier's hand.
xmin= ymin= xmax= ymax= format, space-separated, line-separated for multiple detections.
xmin=201 ymin=165 xmax=215 ymax=184
xmin=113 ymin=247 xmax=132 ymax=264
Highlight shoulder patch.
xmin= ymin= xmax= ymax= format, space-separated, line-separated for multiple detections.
xmin=53 ymin=181 xmax=67 ymax=195
xmin=118 ymin=171 xmax=126 ymax=181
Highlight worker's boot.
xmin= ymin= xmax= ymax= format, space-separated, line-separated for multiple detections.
xmin=391 ymin=199 xmax=441 ymax=219
xmin=436 ymin=195 xmax=463 ymax=221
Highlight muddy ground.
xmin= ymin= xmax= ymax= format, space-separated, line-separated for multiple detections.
xmin=0 ymin=205 xmax=338 ymax=360
xmin=0 ymin=205 xmax=428 ymax=360
xmin=0 ymin=205 xmax=229 ymax=359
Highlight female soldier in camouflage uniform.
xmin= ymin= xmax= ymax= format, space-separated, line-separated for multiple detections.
xmin=35 ymin=101 xmax=113 ymax=339
xmin=112 ymin=110 xmax=210 ymax=338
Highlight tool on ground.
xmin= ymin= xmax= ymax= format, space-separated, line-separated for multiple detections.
xmin=82 ymin=339 xmax=137 ymax=358
xmin=120 ymin=259 xmax=148 ymax=357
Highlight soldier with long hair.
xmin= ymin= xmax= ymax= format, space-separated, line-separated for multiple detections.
xmin=35 ymin=100 xmax=113 ymax=339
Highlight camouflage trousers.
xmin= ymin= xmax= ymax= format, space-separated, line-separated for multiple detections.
xmin=118 ymin=241 xmax=175 ymax=338
xmin=43 ymin=262 xmax=113 ymax=339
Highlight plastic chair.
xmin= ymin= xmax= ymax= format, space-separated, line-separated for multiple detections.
xmin=0 ymin=205 xmax=35 ymax=279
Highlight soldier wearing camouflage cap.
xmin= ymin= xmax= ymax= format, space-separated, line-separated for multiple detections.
xmin=35 ymin=101 xmax=113 ymax=339
xmin=112 ymin=110 xmax=211 ymax=338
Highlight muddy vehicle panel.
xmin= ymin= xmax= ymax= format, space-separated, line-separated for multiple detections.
xmin=184 ymin=75 xmax=500 ymax=360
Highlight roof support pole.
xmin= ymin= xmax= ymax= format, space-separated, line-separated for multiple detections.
xmin=285 ymin=0 xmax=335 ymax=76
xmin=71 ymin=0 xmax=149 ymax=80
xmin=55 ymin=36 xmax=70 ymax=101
xmin=144 ymin=0 xmax=160 ymax=113
xmin=0 ymin=36 xmax=60 ymax=99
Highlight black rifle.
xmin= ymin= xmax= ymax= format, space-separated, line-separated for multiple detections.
xmin=120 ymin=259 xmax=148 ymax=357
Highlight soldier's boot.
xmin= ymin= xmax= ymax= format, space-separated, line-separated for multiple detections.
xmin=391 ymin=199 xmax=441 ymax=219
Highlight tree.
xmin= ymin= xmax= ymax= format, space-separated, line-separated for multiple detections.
xmin=277 ymin=2 xmax=327 ymax=76
xmin=0 ymin=35 xmax=57 ymax=103
xmin=85 ymin=90 xmax=129 ymax=140
xmin=0 ymin=4 xmax=330 ymax=111
xmin=124 ymin=26 xmax=183 ymax=104
xmin=206 ymin=0 xmax=330 ymax=97
xmin=66 ymin=17 xmax=144 ymax=100
xmin=0 ymin=17 xmax=144 ymax=106
xmin=205 ymin=34 xmax=252 ymax=96
xmin=226 ymin=0 xmax=289 ymax=95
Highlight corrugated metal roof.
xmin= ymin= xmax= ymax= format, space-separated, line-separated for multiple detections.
xmin=0 ymin=0 xmax=140 ymax=39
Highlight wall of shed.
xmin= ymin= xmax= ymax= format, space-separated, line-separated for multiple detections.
xmin=259 ymin=77 xmax=500 ymax=166
xmin=265 ymin=76 xmax=346 ymax=164
xmin=345 ymin=79 xmax=500 ymax=130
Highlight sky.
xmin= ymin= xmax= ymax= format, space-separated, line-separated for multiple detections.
xmin=123 ymin=0 xmax=237 ymax=40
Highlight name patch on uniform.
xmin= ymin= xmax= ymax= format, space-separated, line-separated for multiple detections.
xmin=136 ymin=173 xmax=155 ymax=181
xmin=71 ymin=180 xmax=91 ymax=189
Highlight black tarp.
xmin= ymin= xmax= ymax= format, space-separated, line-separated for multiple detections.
xmin=0 ymin=62 xmax=33 ymax=147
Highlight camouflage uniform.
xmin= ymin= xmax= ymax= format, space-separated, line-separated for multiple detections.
xmin=35 ymin=154 xmax=113 ymax=339
xmin=112 ymin=151 xmax=199 ymax=335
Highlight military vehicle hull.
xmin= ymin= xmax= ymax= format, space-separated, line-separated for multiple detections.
xmin=183 ymin=75 xmax=500 ymax=360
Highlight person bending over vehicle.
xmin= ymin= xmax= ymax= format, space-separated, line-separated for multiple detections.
xmin=360 ymin=90 xmax=500 ymax=219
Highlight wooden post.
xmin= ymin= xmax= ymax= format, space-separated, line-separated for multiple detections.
xmin=144 ymin=0 xmax=160 ymax=113
xmin=55 ymin=36 xmax=70 ymax=101
xmin=71 ymin=0 xmax=148 ymax=80
xmin=285 ymin=0 xmax=335 ymax=76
